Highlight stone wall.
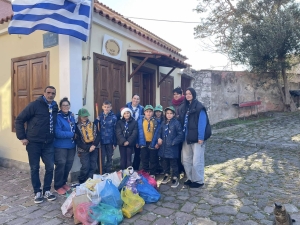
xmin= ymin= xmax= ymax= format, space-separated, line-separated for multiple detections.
xmin=183 ymin=69 xmax=300 ymax=124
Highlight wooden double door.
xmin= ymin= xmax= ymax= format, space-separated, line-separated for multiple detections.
xmin=94 ymin=53 xmax=126 ymax=115
xmin=132 ymin=71 xmax=155 ymax=107
xmin=12 ymin=52 xmax=49 ymax=131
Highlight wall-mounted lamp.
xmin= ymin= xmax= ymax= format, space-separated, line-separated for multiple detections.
xmin=82 ymin=56 xmax=91 ymax=60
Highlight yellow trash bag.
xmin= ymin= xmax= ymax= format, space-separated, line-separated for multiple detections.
xmin=121 ymin=188 xmax=145 ymax=218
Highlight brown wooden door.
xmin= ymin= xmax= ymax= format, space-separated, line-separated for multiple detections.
xmin=94 ymin=53 xmax=126 ymax=116
xmin=160 ymin=75 xmax=174 ymax=109
xmin=131 ymin=65 xmax=156 ymax=107
xmin=12 ymin=52 xmax=49 ymax=131
xmin=132 ymin=72 xmax=143 ymax=99
xmin=181 ymin=76 xmax=191 ymax=94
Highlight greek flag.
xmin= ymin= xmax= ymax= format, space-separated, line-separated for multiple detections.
xmin=8 ymin=0 xmax=91 ymax=42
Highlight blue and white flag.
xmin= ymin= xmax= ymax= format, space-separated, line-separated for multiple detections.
xmin=8 ymin=0 xmax=91 ymax=42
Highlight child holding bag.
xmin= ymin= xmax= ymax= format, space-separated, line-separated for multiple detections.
xmin=116 ymin=108 xmax=138 ymax=170
xmin=158 ymin=106 xmax=184 ymax=188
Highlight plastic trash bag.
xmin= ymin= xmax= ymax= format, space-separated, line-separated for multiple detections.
xmin=121 ymin=188 xmax=145 ymax=218
xmin=136 ymin=176 xmax=160 ymax=204
xmin=118 ymin=175 xmax=130 ymax=191
xmin=125 ymin=172 xmax=140 ymax=194
xmin=100 ymin=179 xmax=123 ymax=209
xmin=74 ymin=202 xmax=97 ymax=225
xmin=138 ymin=170 xmax=157 ymax=189
xmin=89 ymin=203 xmax=123 ymax=225
xmin=61 ymin=191 xmax=76 ymax=217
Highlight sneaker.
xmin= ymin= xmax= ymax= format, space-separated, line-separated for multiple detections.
xmin=62 ymin=184 xmax=71 ymax=191
xmin=189 ymin=182 xmax=204 ymax=188
xmin=171 ymin=177 xmax=179 ymax=188
xmin=161 ymin=174 xmax=170 ymax=184
xmin=56 ymin=187 xmax=66 ymax=195
xmin=34 ymin=192 xmax=44 ymax=204
xmin=184 ymin=179 xmax=192 ymax=185
xmin=44 ymin=191 xmax=56 ymax=201
xmin=150 ymin=175 xmax=156 ymax=179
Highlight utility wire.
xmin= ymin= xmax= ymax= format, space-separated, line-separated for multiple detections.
xmin=124 ymin=16 xmax=199 ymax=24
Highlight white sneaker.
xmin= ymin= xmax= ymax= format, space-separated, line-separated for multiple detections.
xmin=44 ymin=191 xmax=56 ymax=201
xmin=171 ymin=177 xmax=179 ymax=188
xmin=161 ymin=174 xmax=170 ymax=184
xmin=34 ymin=192 xmax=44 ymax=204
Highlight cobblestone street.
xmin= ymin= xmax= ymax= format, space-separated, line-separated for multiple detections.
xmin=1 ymin=112 xmax=300 ymax=225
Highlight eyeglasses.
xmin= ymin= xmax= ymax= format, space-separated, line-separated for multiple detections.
xmin=61 ymin=105 xmax=70 ymax=107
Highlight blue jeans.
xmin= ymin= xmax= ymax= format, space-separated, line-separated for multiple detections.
xmin=78 ymin=149 xmax=98 ymax=183
xmin=182 ymin=141 xmax=206 ymax=184
xmin=54 ymin=148 xmax=75 ymax=190
xmin=26 ymin=142 xmax=54 ymax=194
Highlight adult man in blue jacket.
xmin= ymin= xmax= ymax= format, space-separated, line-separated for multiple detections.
xmin=15 ymin=86 xmax=58 ymax=204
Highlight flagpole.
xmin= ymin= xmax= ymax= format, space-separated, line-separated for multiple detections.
xmin=83 ymin=0 xmax=95 ymax=106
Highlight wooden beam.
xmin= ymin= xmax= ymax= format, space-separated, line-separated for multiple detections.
xmin=128 ymin=57 xmax=149 ymax=82
xmin=157 ymin=65 xmax=159 ymax=87
xmin=158 ymin=67 xmax=176 ymax=86
xmin=127 ymin=55 xmax=130 ymax=82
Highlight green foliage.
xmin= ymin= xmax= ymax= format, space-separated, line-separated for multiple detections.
xmin=194 ymin=0 xmax=300 ymax=74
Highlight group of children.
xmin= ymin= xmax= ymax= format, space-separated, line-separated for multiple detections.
xmin=76 ymin=100 xmax=184 ymax=188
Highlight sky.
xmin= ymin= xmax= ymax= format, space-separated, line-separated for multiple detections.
xmin=98 ymin=0 xmax=245 ymax=71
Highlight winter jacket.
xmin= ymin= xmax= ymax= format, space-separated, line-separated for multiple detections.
xmin=115 ymin=117 xmax=138 ymax=146
xmin=95 ymin=111 xmax=117 ymax=146
xmin=53 ymin=111 xmax=76 ymax=149
xmin=75 ymin=120 xmax=101 ymax=152
xmin=125 ymin=102 xmax=144 ymax=120
xmin=15 ymin=96 xmax=58 ymax=143
xmin=137 ymin=116 xmax=160 ymax=149
xmin=158 ymin=118 xmax=184 ymax=158
xmin=179 ymin=99 xmax=211 ymax=144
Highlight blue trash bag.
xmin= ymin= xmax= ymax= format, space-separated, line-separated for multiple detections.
xmin=88 ymin=203 xmax=123 ymax=225
xmin=100 ymin=179 xmax=123 ymax=209
xmin=136 ymin=176 xmax=160 ymax=203
xmin=118 ymin=175 xmax=130 ymax=191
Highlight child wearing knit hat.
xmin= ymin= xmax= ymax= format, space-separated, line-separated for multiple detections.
xmin=115 ymin=108 xmax=138 ymax=169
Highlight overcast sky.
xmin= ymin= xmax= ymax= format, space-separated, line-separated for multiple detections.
xmin=98 ymin=0 xmax=245 ymax=71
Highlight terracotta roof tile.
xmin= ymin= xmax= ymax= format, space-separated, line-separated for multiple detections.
xmin=94 ymin=2 xmax=187 ymax=60
xmin=0 ymin=0 xmax=13 ymax=25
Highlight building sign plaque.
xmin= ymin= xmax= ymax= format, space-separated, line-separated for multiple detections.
xmin=43 ymin=32 xmax=58 ymax=48
xmin=102 ymin=34 xmax=122 ymax=59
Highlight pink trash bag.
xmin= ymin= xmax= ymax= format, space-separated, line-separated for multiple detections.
xmin=137 ymin=170 xmax=157 ymax=189
xmin=74 ymin=202 xmax=97 ymax=225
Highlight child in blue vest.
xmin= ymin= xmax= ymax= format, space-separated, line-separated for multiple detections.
xmin=95 ymin=100 xmax=117 ymax=173
xmin=137 ymin=105 xmax=160 ymax=178
xmin=158 ymin=106 xmax=184 ymax=188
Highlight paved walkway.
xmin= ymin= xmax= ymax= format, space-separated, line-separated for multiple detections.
xmin=1 ymin=112 xmax=300 ymax=225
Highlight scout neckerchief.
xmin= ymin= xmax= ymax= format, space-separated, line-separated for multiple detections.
xmin=129 ymin=104 xmax=138 ymax=120
xmin=183 ymin=109 xmax=189 ymax=133
xmin=101 ymin=112 xmax=109 ymax=129
xmin=165 ymin=120 xmax=170 ymax=138
xmin=42 ymin=96 xmax=54 ymax=134
xmin=61 ymin=111 xmax=75 ymax=142
xmin=124 ymin=120 xmax=129 ymax=137
xmin=146 ymin=118 xmax=151 ymax=132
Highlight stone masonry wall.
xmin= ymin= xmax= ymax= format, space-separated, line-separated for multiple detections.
xmin=183 ymin=69 xmax=300 ymax=124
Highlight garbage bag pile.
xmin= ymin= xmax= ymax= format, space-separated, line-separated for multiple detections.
xmin=61 ymin=166 xmax=161 ymax=225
